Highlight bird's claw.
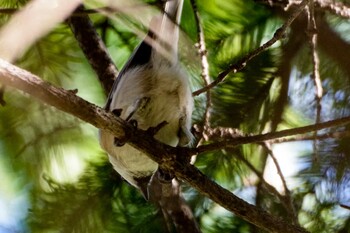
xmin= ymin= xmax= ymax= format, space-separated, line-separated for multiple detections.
xmin=112 ymin=108 xmax=122 ymax=117
xmin=146 ymin=121 xmax=168 ymax=137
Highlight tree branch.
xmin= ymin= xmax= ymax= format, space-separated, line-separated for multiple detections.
xmin=232 ymin=150 xmax=294 ymax=212
xmin=149 ymin=176 xmax=201 ymax=233
xmin=258 ymin=0 xmax=350 ymax=79
xmin=0 ymin=59 xmax=308 ymax=233
xmin=307 ymin=0 xmax=323 ymax=161
xmin=262 ymin=142 xmax=298 ymax=223
xmin=195 ymin=117 xmax=350 ymax=153
xmin=271 ymin=129 xmax=350 ymax=143
xmin=68 ymin=5 xmax=118 ymax=94
xmin=190 ymin=0 xmax=213 ymax=148
xmin=200 ymin=125 xmax=350 ymax=145
xmin=192 ymin=0 xmax=309 ymax=96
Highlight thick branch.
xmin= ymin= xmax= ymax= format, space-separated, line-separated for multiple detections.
xmin=0 ymin=59 xmax=308 ymax=233
xmin=173 ymin=164 xmax=307 ymax=233
xmin=0 ymin=59 xmax=126 ymax=138
xmin=149 ymin=175 xmax=201 ymax=233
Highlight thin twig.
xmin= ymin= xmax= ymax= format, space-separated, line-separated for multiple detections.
xmin=233 ymin=151 xmax=294 ymax=211
xmin=263 ymin=143 xmax=289 ymax=195
xmin=192 ymin=0 xmax=309 ymax=96
xmin=271 ymin=130 xmax=350 ymax=143
xmin=307 ymin=0 xmax=323 ymax=161
xmin=195 ymin=116 xmax=350 ymax=153
xmin=194 ymin=126 xmax=350 ymax=148
xmin=340 ymin=204 xmax=350 ymax=210
xmin=190 ymin=0 xmax=212 ymax=143
xmin=262 ymin=142 xmax=298 ymax=224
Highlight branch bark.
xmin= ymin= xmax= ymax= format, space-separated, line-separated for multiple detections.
xmin=68 ymin=5 xmax=117 ymax=94
xmin=0 ymin=59 xmax=308 ymax=233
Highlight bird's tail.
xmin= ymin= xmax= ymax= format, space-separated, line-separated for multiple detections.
xmin=151 ymin=0 xmax=184 ymax=64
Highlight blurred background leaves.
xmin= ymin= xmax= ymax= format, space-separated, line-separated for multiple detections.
xmin=1 ymin=0 xmax=350 ymax=232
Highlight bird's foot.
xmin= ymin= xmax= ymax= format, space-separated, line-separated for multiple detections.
xmin=112 ymin=108 xmax=139 ymax=147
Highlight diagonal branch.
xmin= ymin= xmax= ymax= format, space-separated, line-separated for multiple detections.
xmin=68 ymin=5 xmax=118 ymax=94
xmin=263 ymin=143 xmax=289 ymax=194
xmin=192 ymin=0 xmax=309 ymax=96
xmin=190 ymin=0 xmax=212 ymax=146
xmin=262 ymin=142 xmax=298 ymax=224
xmin=233 ymin=150 xmax=294 ymax=212
xmin=0 ymin=59 xmax=308 ymax=233
xmin=259 ymin=0 xmax=350 ymax=79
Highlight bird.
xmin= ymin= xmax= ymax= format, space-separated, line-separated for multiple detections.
xmin=99 ymin=0 xmax=193 ymax=199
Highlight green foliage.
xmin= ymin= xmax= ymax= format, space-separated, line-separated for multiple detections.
xmin=1 ymin=0 xmax=350 ymax=232
xmin=28 ymin=159 xmax=166 ymax=233
xmin=18 ymin=25 xmax=81 ymax=84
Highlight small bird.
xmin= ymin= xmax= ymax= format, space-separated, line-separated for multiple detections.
xmin=99 ymin=0 xmax=193 ymax=198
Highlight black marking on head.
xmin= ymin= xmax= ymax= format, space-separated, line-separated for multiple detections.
xmin=105 ymin=32 xmax=154 ymax=110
